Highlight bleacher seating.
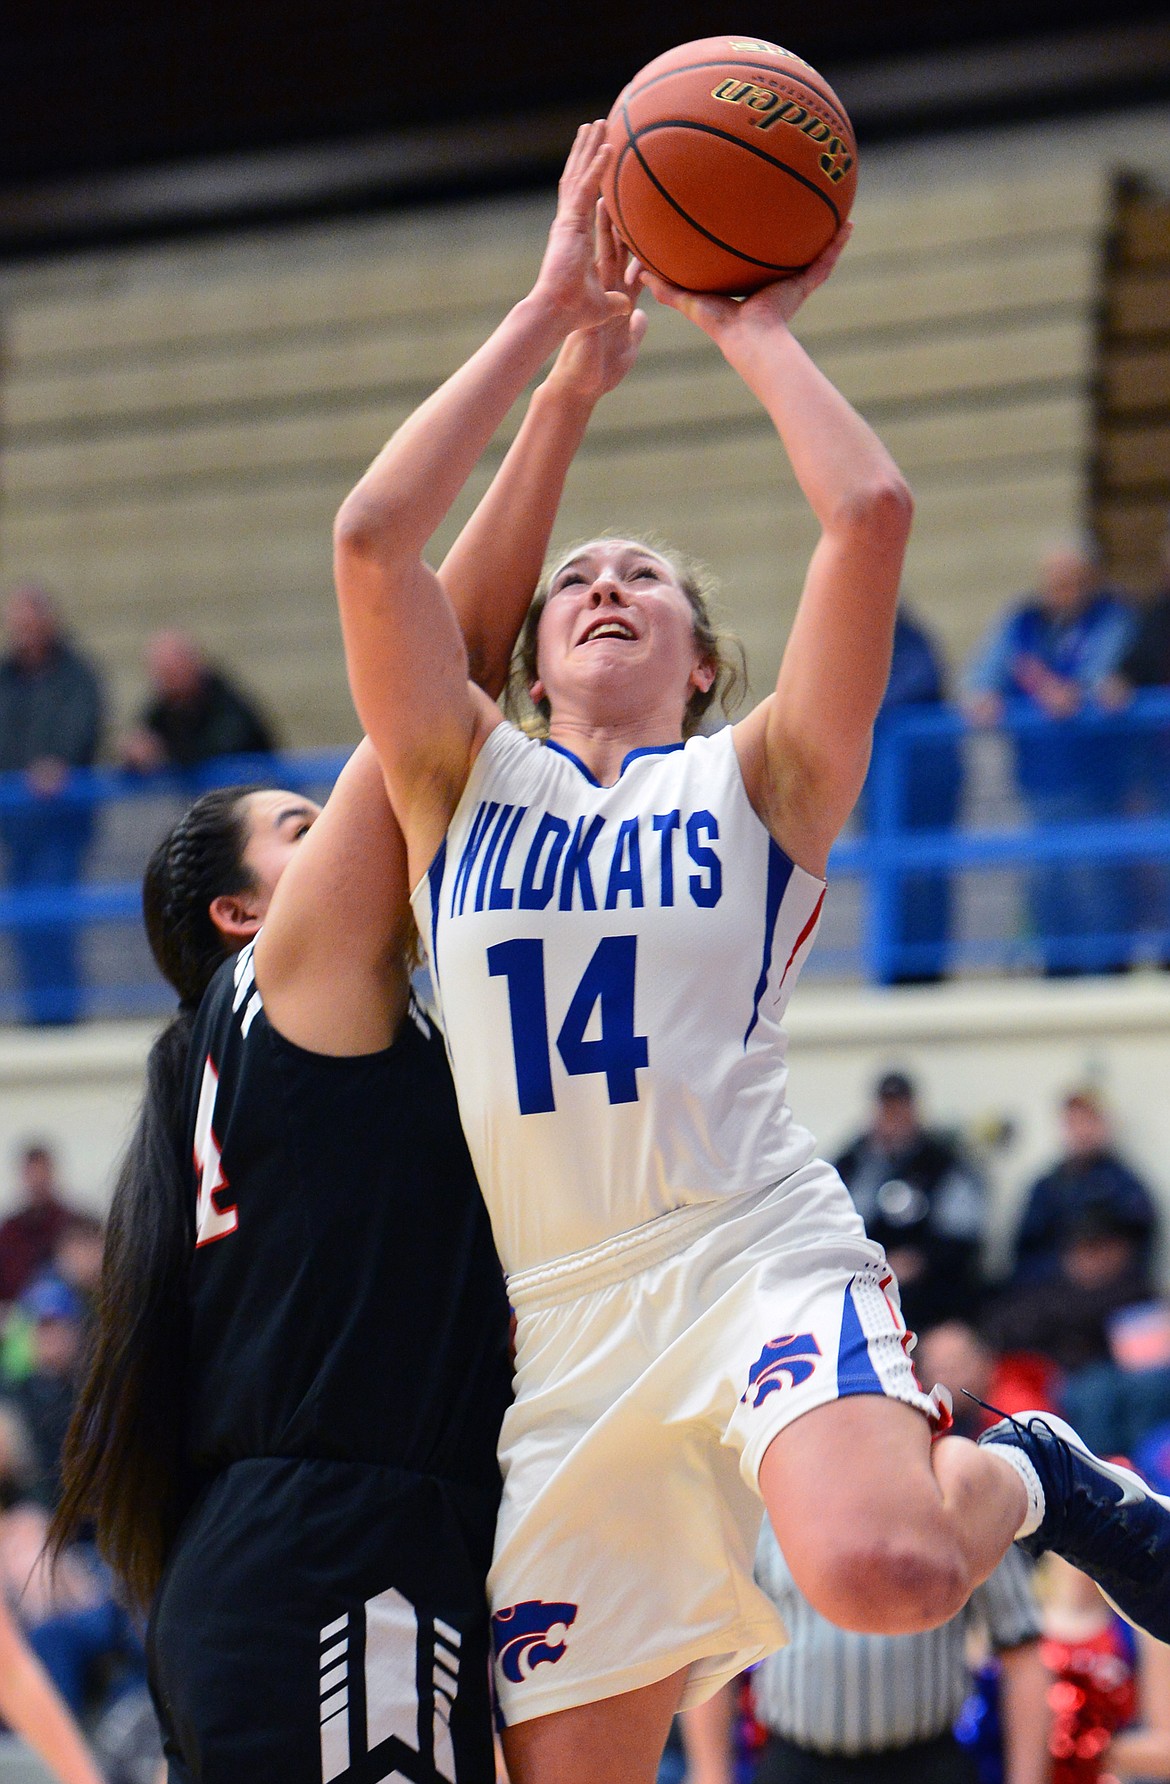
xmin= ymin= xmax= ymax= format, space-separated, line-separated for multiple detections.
xmin=0 ymin=159 xmax=1111 ymax=736
xmin=1096 ymin=177 xmax=1170 ymax=586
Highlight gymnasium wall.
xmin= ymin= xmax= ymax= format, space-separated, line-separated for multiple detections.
xmin=0 ymin=107 xmax=1168 ymax=745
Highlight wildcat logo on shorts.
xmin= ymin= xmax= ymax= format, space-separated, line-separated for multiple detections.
xmin=742 ymin=1333 xmax=822 ymax=1407
xmin=491 ymin=1600 xmax=578 ymax=1683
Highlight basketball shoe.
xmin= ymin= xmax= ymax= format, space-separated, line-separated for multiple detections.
xmin=980 ymin=1409 xmax=1170 ymax=1640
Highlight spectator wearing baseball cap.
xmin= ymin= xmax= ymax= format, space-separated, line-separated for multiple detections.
xmin=1011 ymin=1087 xmax=1159 ymax=1289
xmin=834 ymin=1071 xmax=987 ymax=1334
xmin=1 ymin=1274 xmax=84 ymax=1508
xmin=0 ymin=1143 xmax=86 ymax=1308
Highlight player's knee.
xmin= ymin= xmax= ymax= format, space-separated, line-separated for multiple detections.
xmin=800 ymin=1531 xmax=967 ymax=1635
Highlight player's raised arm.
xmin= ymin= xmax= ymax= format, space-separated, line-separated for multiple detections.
xmin=636 ymin=230 xmax=914 ymax=878
xmin=258 ymin=241 xmax=646 ymax=1051
xmin=438 ymin=209 xmax=647 ymax=702
xmin=334 ymin=123 xmax=632 ymax=879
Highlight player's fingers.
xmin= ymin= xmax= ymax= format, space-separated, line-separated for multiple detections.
xmin=602 ymin=209 xmax=630 ymax=285
xmin=559 ymin=121 xmax=591 ymax=189
xmin=595 ymin=200 xmax=618 ymax=288
xmin=559 ymin=120 xmax=604 ymax=203
xmin=641 ymin=269 xmax=731 ymax=333
xmin=582 ymin=135 xmax=611 ymax=204
xmin=633 ymin=264 xmax=688 ymax=309
xmin=802 ymin=221 xmax=852 ymax=288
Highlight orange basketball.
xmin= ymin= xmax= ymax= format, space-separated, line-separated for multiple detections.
xmin=601 ymin=35 xmax=857 ymax=296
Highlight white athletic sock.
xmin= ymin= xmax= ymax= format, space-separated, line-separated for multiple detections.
xmin=989 ymin=1441 xmax=1047 ymax=1538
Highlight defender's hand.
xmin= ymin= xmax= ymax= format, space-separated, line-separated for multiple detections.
xmin=531 ymin=122 xmax=635 ymax=335
xmin=546 ymin=204 xmax=648 ymax=403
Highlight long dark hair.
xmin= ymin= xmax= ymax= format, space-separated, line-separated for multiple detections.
xmin=50 ymin=785 xmax=262 ymax=1607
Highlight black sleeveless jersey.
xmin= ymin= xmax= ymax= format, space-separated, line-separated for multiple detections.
xmin=179 ymin=942 xmax=510 ymax=1492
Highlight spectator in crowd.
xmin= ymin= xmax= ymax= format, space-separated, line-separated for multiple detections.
xmin=118 ymin=628 xmax=275 ymax=772
xmin=834 ymin=1070 xmax=986 ymax=1333
xmin=50 ymin=1213 xmax=103 ymax=1332
xmin=863 ymin=605 xmax=963 ymax=983
xmin=989 ymin=1205 xmax=1154 ymax=1379
xmin=917 ymin=1317 xmax=1064 ymax=1439
xmin=1055 ymin=1296 xmax=1170 ymax=1464
xmin=0 ymin=1402 xmax=117 ymax=1784
xmin=744 ymin=1515 xmax=1049 ymax=1784
xmin=0 ymin=1143 xmax=85 ymax=1308
xmin=1011 ymin=1087 xmax=1158 ymax=1288
xmin=962 ymin=539 xmax=1134 ymax=974
xmin=0 ymin=584 xmax=104 ymax=1024
xmin=3 ymin=1275 xmax=85 ymax=1508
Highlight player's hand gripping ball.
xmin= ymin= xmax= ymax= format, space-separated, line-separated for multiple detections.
xmin=601 ymin=35 xmax=857 ymax=296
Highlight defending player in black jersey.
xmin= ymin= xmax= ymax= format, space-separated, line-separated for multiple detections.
xmin=48 ymin=162 xmax=646 ymax=1784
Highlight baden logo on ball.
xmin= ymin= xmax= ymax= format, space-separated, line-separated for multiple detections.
xmin=601 ymin=35 xmax=858 ymax=296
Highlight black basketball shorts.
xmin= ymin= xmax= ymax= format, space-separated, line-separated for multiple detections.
xmin=148 ymin=1456 xmax=499 ymax=1784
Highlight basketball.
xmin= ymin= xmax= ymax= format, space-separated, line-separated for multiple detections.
xmin=601 ymin=35 xmax=857 ymax=296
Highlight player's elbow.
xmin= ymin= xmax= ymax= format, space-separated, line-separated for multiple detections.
xmin=333 ymin=494 xmax=379 ymax=562
xmin=830 ymin=475 xmax=914 ymax=548
xmin=807 ymin=1532 xmax=968 ymax=1635
xmin=333 ymin=489 xmax=408 ymax=567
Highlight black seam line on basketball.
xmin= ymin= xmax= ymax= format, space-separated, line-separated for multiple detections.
xmin=609 ymin=136 xmax=704 ymax=289
xmin=607 ymin=133 xmax=656 ymax=284
xmin=625 ymin=117 xmax=840 ymax=244
xmin=616 ymin=131 xmax=831 ymax=275
xmin=625 ymin=58 xmax=852 ymax=142
xmin=617 ymin=92 xmax=834 ymax=267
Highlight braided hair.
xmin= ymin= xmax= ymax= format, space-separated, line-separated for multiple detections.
xmin=143 ymin=784 xmax=262 ymax=1008
xmin=52 ymin=785 xmax=262 ymax=1607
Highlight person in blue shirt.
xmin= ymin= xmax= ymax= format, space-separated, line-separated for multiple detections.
xmin=864 ymin=607 xmax=962 ymax=982
xmin=963 ymin=541 xmax=1134 ymax=974
xmin=1010 ymin=1086 xmax=1158 ymax=1289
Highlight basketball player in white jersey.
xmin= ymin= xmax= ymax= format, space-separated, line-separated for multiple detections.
xmin=334 ymin=121 xmax=1170 ymax=1784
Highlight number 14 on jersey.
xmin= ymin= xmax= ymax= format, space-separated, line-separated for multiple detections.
xmin=487 ymin=935 xmax=648 ymax=1115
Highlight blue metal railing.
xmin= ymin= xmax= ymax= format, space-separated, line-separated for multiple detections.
xmin=0 ymin=696 xmax=1167 ymax=1020
xmin=0 ymin=752 xmax=349 ymax=1022
xmin=831 ymin=690 xmax=1170 ymax=983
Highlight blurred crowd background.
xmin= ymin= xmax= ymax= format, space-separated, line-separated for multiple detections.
xmin=2 ymin=1 xmax=1170 ymax=1779
xmin=2 ymin=522 xmax=1170 ymax=1022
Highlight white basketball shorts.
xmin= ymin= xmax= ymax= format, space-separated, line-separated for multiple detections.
xmin=489 ymin=1158 xmax=948 ymax=1728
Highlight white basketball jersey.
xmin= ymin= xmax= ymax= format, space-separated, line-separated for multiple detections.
xmin=411 ymin=720 xmax=826 ymax=1276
